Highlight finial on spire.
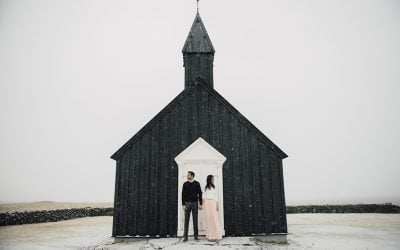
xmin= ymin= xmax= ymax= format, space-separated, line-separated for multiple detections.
xmin=197 ymin=0 xmax=199 ymax=13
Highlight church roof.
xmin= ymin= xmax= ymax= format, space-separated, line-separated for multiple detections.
xmin=111 ymin=79 xmax=287 ymax=160
xmin=182 ymin=12 xmax=215 ymax=53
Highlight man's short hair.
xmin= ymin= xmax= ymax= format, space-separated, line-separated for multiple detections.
xmin=188 ymin=171 xmax=195 ymax=177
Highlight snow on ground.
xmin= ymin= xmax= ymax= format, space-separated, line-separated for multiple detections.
xmin=0 ymin=214 xmax=399 ymax=249
xmin=0 ymin=216 xmax=112 ymax=249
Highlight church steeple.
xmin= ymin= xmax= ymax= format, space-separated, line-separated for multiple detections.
xmin=182 ymin=12 xmax=215 ymax=89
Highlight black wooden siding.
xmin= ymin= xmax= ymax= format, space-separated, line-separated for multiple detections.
xmin=112 ymin=82 xmax=287 ymax=237
xmin=184 ymin=53 xmax=214 ymax=89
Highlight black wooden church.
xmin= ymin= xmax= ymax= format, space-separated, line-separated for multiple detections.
xmin=111 ymin=11 xmax=288 ymax=237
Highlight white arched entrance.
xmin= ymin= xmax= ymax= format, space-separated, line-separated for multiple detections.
xmin=175 ymin=137 xmax=226 ymax=236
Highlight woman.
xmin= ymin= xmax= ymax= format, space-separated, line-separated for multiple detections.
xmin=202 ymin=175 xmax=222 ymax=241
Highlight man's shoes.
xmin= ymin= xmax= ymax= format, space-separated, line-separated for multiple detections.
xmin=194 ymin=237 xmax=199 ymax=242
xmin=183 ymin=238 xmax=188 ymax=242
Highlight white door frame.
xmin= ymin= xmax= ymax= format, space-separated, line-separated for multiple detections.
xmin=175 ymin=137 xmax=226 ymax=236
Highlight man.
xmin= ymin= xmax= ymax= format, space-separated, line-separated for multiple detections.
xmin=182 ymin=171 xmax=203 ymax=242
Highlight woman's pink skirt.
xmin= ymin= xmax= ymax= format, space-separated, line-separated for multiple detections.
xmin=203 ymin=199 xmax=222 ymax=240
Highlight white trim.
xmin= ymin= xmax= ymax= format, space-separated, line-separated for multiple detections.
xmin=175 ymin=137 xmax=226 ymax=237
xmin=175 ymin=137 xmax=226 ymax=165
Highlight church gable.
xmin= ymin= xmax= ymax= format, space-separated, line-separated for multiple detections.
xmin=111 ymin=80 xmax=287 ymax=161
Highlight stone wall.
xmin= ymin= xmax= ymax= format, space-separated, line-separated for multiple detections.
xmin=1 ymin=204 xmax=399 ymax=226
xmin=286 ymin=204 xmax=400 ymax=214
xmin=0 ymin=207 xmax=113 ymax=226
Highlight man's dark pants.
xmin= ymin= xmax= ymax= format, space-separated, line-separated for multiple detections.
xmin=184 ymin=201 xmax=198 ymax=239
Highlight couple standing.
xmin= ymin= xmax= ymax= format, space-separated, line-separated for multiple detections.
xmin=181 ymin=171 xmax=222 ymax=242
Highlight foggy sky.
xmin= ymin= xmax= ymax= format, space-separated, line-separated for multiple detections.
xmin=0 ymin=0 xmax=399 ymax=205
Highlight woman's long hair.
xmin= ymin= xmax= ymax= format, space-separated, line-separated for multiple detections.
xmin=205 ymin=175 xmax=215 ymax=190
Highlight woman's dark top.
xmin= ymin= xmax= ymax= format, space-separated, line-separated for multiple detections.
xmin=182 ymin=180 xmax=203 ymax=205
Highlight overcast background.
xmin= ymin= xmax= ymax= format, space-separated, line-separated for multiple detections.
xmin=1 ymin=0 xmax=399 ymax=205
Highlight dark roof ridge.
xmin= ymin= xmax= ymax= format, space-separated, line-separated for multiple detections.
xmin=111 ymin=80 xmax=287 ymax=160
xmin=110 ymin=85 xmax=197 ymax=160
xmin=194 ymin=78 xmax=288 ymax=159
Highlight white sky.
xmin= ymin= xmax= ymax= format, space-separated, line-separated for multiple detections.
xmin=0 ymin=0 xmax=399 ymax=205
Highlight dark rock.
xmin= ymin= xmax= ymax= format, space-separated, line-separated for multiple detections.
xmin=1 ymin=204 xmax=399 ymax=226
xmin=286 ymin=204 xmax=400 ymax=214
xmin=0 ymin=207 xmax=114 ymax=226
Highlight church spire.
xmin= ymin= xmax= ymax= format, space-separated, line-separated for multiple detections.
xmin=182 ymin=12 xmax=215 ymax=53
xmin=182 ymin=11 xmax=215 ymax=89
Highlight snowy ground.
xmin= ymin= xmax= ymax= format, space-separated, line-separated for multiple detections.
xmin=0 ymin=214 xmax=399 ymax=249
